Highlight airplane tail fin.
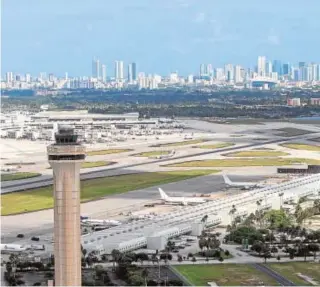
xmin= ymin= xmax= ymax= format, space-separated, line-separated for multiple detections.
xmin=158 ymin=188 xmax=169 ymax=199
xmin=222 ymin=173 xmax=232 ymax=185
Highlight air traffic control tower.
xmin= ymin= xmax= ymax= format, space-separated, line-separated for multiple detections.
xmin=47 ymin=125 xmax=85 ymax=286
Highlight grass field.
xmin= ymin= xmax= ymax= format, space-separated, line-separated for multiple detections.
xmin=81 ymin=161 xmax=114 ymax=168
xmin=275 ymin=128 xmax=313 ymax=137
xmin=151 ymin=139 xmax=207 ymax=148
xmin=164 ymin=158 xmax=320 ymax=168
xmin=87 ymin=149 xmax=132 ymax=156
xmin=224 ymin=150 xmax=289 ymax=157
xmin=0 ymin=172 xmax=41 ymax=182
xmin=194 ymin=143 xmax=235 ymax=149
xmin=175 ymin=264 xmax=279 ymax=286
xmin=1 ymin=169 xmax=219 ymax=216
xmin=280 ymin=143 xmax=320 ymax=152
xmin=133 ymin=151 xmax=171 ymax=157
xmin=268 ymin=262 xmax=320 ymax=286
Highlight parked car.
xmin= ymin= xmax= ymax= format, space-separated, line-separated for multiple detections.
xmin=17 ymin=234 xmax=24 ymax=238
xmin=31 ymin=236 xmax=40 ymax=241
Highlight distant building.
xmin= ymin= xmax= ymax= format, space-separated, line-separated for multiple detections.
xmin=310 ymin=98 xmax=320 ymax=105
xmin=115 ymin=61 xmax=124 ymax=81
xmin=92 ymin=58 xmax=100 ymax=79
xmin=272 ymin=60 xmax=282 ymax=76
xmin=101 ymin=64 xmax=107 ymax=82
xmin=128 ymin=63 xmax=137 ymax=83
xmin=257 ymin=56 xmax=266 ymax=77
xmin=287 ymin=98 xmax=301 ymax=106
xmin=234 ymin=65 xmax=242 ymax=83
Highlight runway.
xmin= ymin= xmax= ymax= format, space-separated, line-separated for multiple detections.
xmin=2 ymin=132 xmax=319 ymax=193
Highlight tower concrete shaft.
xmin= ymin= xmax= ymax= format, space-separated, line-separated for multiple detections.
xmin=48 ymin=127 xmax=85 ymax=287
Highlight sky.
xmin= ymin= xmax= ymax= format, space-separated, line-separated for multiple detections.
xmin=2 ymin=0 xmax=320 ymax=76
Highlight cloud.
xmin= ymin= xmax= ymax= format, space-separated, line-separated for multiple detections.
xmin=193 ymin=12 xmax=206 ymax=23
xmin=175 ymin=0 xmax=191 ymax=8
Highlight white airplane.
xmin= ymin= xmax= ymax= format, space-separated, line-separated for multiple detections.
xmin=155 ymin=150 xmax=175 ymax=159
xmin=81 ymin=219 xmax=122 ymax=226
xmin=158 ymin=188 xmax=207 ymax=206
xmin=222 ymin=174 xmax=266 ymax=190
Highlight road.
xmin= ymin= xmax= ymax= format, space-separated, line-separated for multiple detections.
xmin=2 ymin=132 xmax=319 ymax=193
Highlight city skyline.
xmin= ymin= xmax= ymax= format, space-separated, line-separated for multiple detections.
xmin=2 ymin=0 xmax=320 ymax=76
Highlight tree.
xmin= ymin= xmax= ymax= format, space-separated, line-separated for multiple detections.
xmin=192 ymin=257 xmax=197 ymax=264
xmin=270 ymin=246 xmax=278 ymax=257
xmin=218 ymin=257 xmax=224 ymax=262
xmin=177 ymin=255 xmax=183 ymax=263
xmin=308 ymin=243 xmax=320 ymax=260
xmin=142 ymin=268 xmax=149 ymax=287
xmin=198 ymin=238 xmax=207 ymax=251
xmin=205 ymin=257 xmax=209 ymax=263
xmin=277 ymin=255 xmax=281 ymax=262
xmin=224 ymin=250 xmax=230 ymax=256
xmin=251 ymin=242 xmax=263 ymax=256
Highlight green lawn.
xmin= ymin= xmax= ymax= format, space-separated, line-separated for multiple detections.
xmin=1 ymin=169 xmax=219 ymax=215
xmin=133 ymin=151 xmax=171 ymax=157
xmin=268 ymin=262 xmax=320 ymax=286
xmin=164 ymin=158 xmax=320 ymax=168
xmin=81 ymin=161 xmax=114 ymax=168
xmin=280 ymin=143 xmax=320 ymax=152
xmin=0 ymin=172 xmax=41 ymax=182
xmin=151 ymin=139 xmax=207 ymax=148
xmin=224 ymin=150 xmax=289 ymax=157
xmin=194 ymin=143 xmax=235 ymax=149
xmin=87 ymin=149 xmax=132 ymax=156
xmin=175 ymin=264 xmax=279 ymax=286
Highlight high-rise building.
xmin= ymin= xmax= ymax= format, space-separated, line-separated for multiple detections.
xmin=92 ymin=58 xmax=100 ymax=79
xmin=266 ymin=61 xmax=273 ymax=77
xmin=257 ymin=56 xmax=266 ymax=77
xmin=128 ymin=63 xmax=137 ymax=83
xmin=272 ymin=60 xmax=282 ymax=76
xmin=6 ymin=72 xmax=13 ymax=83
xmin=207 ymin=64 xmax=213 ymax=77
xmin=234 ymin=65 xmax=242 ymax=83
xmin=47 ymin=126 xmax=86 ymax=287
xmin=101 ymin=64 xmax=107 ymax=82
xmin=115 ymin=61 xmax=124 ymax=81
xmin=282 ymin=63 xmax=290 ymax=76
xmin=224 ymin=64 xmax=234 ymax=82
xmin=25 ymin=73 xmax=31 ymax=83
xmin=200 ymin=64 xmax=206 ymax=77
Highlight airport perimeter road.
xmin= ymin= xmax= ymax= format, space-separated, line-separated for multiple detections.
xmin=2 ymin=132 xmax=319 ymax=193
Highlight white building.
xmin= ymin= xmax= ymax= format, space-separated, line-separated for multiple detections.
xmin=258 ymin=56 xmax=266 ymax=77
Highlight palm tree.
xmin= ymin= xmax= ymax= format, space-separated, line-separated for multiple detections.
xmin=142 ymin=268 xmax=149 ymax=287
xmin=229 ymin=205 xmax=237 ymax=226
xmin=278 ymin=192 xmax=284 ymax=207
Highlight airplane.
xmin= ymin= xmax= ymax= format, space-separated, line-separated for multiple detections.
xmin=158 ymin=188 xmax=207 ymax=206
xmin=222 ymin=174 xmax=267 ymax=190
xmin=81 ymin=219 xmax=122 ymax=226
xmin=155 ymin=150 xmax=175 ymax=159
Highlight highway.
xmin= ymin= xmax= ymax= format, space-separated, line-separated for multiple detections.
xmin=2 ymin=132 xmax=319 ymax=193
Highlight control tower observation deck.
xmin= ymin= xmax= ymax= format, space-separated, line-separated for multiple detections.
xmin=47 ymin=125 xmax=86 ymax=287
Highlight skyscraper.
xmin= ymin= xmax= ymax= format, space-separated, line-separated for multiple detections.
xmin=272 ymin=60 xmax=282 ymax=76
xmin=224 ymin=64 xmax=234 ymax=82
xmin=92 ymin=58 xmax=100 ymax=79
xmin=257 ymin=56 xmax=266 ymax=77
xmin=266 ymin=61 xmax=273 ymax=77
xmin=282 ymin=63 xmax=290 ymax=76
xmin=200 ymin=64 xmax=206 ymax=77
xmin=101 ymin=64 xmax=107 ymax=82
xmin=234 ymin=65 xmax=242 ymax=83
xmin=128 ymin=63 xmax=137 ymax=82
xmin=47 ymin=126 xmax=86 ymax=287
xmin=115 ymin=61 xmax=124 ymax=81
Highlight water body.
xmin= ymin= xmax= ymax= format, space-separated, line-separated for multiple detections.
xmin=295 ymin=116 xmax=320 ymax=121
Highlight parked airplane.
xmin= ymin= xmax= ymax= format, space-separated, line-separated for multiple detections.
xmin=81 ymin=219 xmax=122 ymax=226
xmin=155 ymin=150 xmax=175 ymax=159
xmin=222 ymin=174 xmax=266 ymax=190
xmin=158 ymin=188 xmax=207 ymax=205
